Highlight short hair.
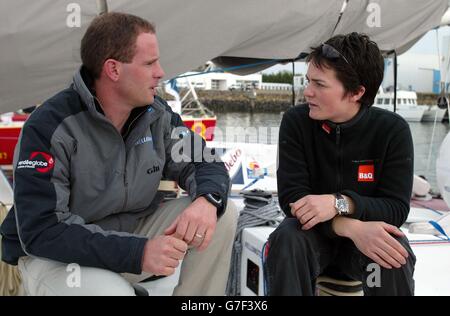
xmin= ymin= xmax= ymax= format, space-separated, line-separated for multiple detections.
xmin=306 ymin=32 xmax=384 ymax=107
xmin=81 ymin=12 xmax=155 ymax=79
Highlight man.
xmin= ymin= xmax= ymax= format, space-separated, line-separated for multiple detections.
xmin=0 ymin=12 xmax=237 ymax=296
xmin=265 ymin=33 xmax=416 ymax=296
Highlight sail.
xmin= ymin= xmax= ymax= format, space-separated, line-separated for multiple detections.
xmin=0 ymin=0 xmax=449 ymax=113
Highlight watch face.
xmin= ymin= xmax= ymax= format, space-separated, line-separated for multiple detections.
xmin=336 ymin=199 xmax=347 ymax=213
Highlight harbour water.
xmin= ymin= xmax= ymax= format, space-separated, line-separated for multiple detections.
xmin=216 ymin=111 xmax=450 ymax=192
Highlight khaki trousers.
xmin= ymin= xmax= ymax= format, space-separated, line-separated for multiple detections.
xmin=18 ymin=197 xmax=237 ymax=296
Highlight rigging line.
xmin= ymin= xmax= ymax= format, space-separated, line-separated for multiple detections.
xmin=169 ymin=59 xmax=282 ymax=81
xmin=426 ymin=29 xmax=442 ymax=174
xmin=331 ymin=0 xmax=349 ymax=36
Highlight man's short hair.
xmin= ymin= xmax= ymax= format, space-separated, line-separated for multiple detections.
xmin=81 ymin=12 xmax=155 ymax=79
xmin=306 ymin=32 xmax=384 ymax=107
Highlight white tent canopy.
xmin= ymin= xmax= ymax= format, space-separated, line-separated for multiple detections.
xmin=0 ymin=0 xmax=448 ymax=113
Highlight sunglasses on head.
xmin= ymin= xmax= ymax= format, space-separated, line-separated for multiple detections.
xmin=321 ymin=43 xmax=351 ymax=66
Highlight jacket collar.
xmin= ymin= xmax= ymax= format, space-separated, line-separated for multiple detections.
xmin=320 ymin=105 xmax=368 ymax=133
xmin=72 ymin=66 xmax=165 ymax=122
xmin=72 ymin=66 xmax=97 ymax=113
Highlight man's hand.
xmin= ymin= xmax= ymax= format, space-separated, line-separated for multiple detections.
xmin=164 ymin=196 xmax=217 ymax=251
xmin=334 ymin=217 xmax=409 ymax=269
xmin=289 ymin=194 xmax=337 ymax=230
xmin=141 ymin=235 xmax=188 ymax=276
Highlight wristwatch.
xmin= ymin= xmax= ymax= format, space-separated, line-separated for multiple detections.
xmin=334 ymin=193 xmax=349 ymax=216
xmin=202 ymin=193 xmax=223 ymax=211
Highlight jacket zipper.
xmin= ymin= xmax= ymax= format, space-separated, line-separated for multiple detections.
xmin=336 ymin=125 xmax=342 ymax=191
xmin=123 ymin=110 xmax=147 ymax=141
xmin=94 ymin=97 xmax=129 ymax=212
xmin=94 ymin=97 xmax=146 ymax=213
xmin=122 ymin=115 xmax=150 ymax=214
xmin=122 ymin=157 xmax=128 ymax=212
xmin=121 ymin=111 xmax=149 ymax=212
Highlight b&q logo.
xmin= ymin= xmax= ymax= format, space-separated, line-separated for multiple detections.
xmin=358 ymin=165 xmax=374 ymax=182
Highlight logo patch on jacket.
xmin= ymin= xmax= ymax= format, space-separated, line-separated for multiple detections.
xmin=321 ymin=123 xmax=331 ymax=134
xmin=358 ymin=164 xmax=374 ymax=182
xmin=17 ymin=152 xmax=55 ymax=173
xmin=147 ymin=165 xmax=160 ymax=174
xmin=135 ymin=136 xmax=153 ymax=146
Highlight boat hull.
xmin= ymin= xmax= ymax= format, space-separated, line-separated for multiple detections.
xmin=421 ymin=107 xmax=447 ymax=122
xmin=182 ymin=116 xmax=217 ymax=141
xmin=373 ymin=104 xmax=426 ymax=122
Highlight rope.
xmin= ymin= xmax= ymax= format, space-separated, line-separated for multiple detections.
xmin=426 ymin=28 xmax=442 ymax=174
xmin=226 ymin=190 xmax=284 ymax=296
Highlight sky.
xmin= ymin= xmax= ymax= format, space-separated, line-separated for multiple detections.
xmin=262 ymin=26 xmax=450 ymax=75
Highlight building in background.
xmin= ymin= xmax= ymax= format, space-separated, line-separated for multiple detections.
xmin=175 ymin=71 xmax=262 ymax=91
xmin=383 ymin=53 xmax=441 ymax=93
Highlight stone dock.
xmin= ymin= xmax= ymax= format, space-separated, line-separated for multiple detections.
xmin=162 ymin=90 xmax=445 ymax=113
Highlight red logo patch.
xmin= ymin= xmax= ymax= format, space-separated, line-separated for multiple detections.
xmin=17 ymin=152 xmax=55 ymax=173
xmin=358 ymin=165 xmax=374 ymax=182
xmin=30 ymin=152 xmax=55 ymax=173
xmin=321 ymin=123 xmax=331 ymax=134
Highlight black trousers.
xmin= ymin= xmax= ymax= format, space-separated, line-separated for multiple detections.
xmin=265 ymin=218 xmax=416 ymax=296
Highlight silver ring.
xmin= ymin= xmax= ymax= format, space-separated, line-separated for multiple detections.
xmin=195 ymin=233 xmax=204 ymax=239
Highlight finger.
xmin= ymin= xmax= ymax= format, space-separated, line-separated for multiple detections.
xmin=375 ymin=247 xmax=399 ymax=269
xmin=167 ymin=248 xmax=186 ymax=260
xmin=370 ymin=252 xmax=392 ymax=269
xmin=198 ymin=226 xmax=215 ymax=252
xmin=160 ymin=267 xmax=175 ymax=276
xmin=192 ymin=227 xmax=208 ymax=249
xmin=190 ymin=235 xmax=203 ymax=248
xmin=174 ymin=217 xmax=189 ymax=240
xmin=302 ymin=216 xmax=319 ymax=230
xmin=296 ymin=204 xmax=313 ymax=220
xmin=170 ymin=237 xmax=188 ymax=253
xmin=383 ymin=224 xmax=405 ymax=237
xmin=378 ymin=239 xmax=406 ymax=266
xmin=164 ymin=217 xmax=179 ymax=236
xmin=298 ymin=209 xmax=314 ymax=224
xmin=383 ymin=224 xmax=408 ymax=258
xmin=184 ymin=222 xmax=199 ymax=244
xmin=290 ymin=198 xmax=307 ymax=216
xmin=165 ymin=257 xmax=180 ymax=269
xmin=289 ymin=196 xmax=306 ymax=211
xmin=384 ymin=234 xmax=409 ymax=260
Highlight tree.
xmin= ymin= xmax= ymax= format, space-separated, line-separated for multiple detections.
xmin=262 ymin=71 xmax=294 ymax=84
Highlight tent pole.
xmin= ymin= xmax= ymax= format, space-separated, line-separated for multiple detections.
xmin=292 ymin=60 xmax=295 ymax=106
xmin=97 ymin=0 xmax=109 ymax=15
xmin=393 ymin=50 xmax=397 ymax=113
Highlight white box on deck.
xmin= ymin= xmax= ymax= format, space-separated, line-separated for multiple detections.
xmin=240 ymin=225 xmax=450 ymax=296
xmin=240 ymin=226 xmax=275 ymax=296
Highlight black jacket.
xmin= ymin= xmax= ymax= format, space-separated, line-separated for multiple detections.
xmin=277 ymin=104 xmax=414 ymax=238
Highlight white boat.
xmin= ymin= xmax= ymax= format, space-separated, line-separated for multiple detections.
xmin=374 ymin=88 xmax=427 ymax=122
xmin=421 ymin=105 xmax=448 ymax=122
